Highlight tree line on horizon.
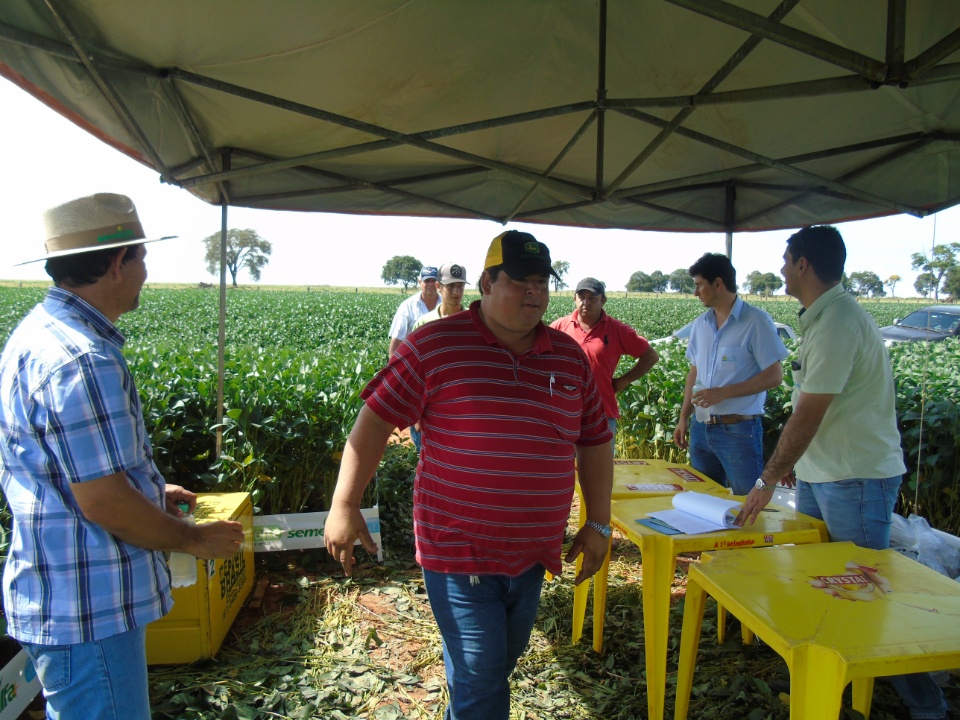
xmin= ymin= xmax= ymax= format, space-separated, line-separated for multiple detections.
xmin=198 ymin=231 xmax=960 ymax=303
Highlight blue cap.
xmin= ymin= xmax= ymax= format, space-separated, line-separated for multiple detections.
xmin=419 ymin=266 xmax=438 ymax=281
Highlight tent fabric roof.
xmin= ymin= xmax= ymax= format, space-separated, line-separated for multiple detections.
xmin=3 ymin=0 xmax=960 ymax=233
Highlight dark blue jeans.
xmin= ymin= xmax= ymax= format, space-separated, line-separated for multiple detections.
xmin=423 ymin=565 xmax=545 ymax=720
xmin=688 ymin=416 xmax=764 ymax=495
xmin=797 ymin=477 xmax=947 ymax=719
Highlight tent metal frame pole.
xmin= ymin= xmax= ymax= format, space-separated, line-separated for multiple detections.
xmin=41 ymin=0 xmax=174 ymax=183
xmin=216 ymin=150 xmax=231 ymax=459
xmin=666 ymin=0 xmax=887 ymax=82
xmin=603 ymin=0 xmax=800 ymax=199
xmin=165 ymin=68 xmax=595 ymax=201
xmin=614 ymin=106 xmax=924 ymax=216
xmin=738 ymin=137 xmax=934 ymax=225
xmin=724 ymin=182 xmax=735 ymax=259
xmin=613 ymin=132 xmax=930 ymax=200
xmin=594 ymin=0 xmax=607 ymax=196
xmin=218 ymin=151 xmax=499 ymax=221
xmin=503 ymin=112 xmax=598 ymax=223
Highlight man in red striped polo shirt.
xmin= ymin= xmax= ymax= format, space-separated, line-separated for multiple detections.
xmin=325 ymin=230 xmax=614 ymax=720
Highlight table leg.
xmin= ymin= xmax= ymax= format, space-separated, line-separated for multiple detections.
xmin=851 ymin=677 xmax=875 ymax=719
xmin=571 ymin=483 xmax=589 ymax=645
xmin=572 ymin=553 xmax=587 ymax=645
xmin=790 ymin=645 xmax=847 ymax=720
xmin=673 ymin=576 xmax=707 ymax=720
xmin=641 ymin=538 xmax=678 ymax=720
xmin=591 ymin=539 xmax=612 ymax=653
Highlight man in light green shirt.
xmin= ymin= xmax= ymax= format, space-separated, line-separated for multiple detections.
xmin=736 ymin=225 xmax=945 ymax=720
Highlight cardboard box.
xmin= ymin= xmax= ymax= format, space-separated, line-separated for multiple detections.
xmin=146 ymin=492 xmax=254 ymax=665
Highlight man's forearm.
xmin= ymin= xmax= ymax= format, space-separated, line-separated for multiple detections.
xmin=761 ymin=391 xmax=834 ymax=481
xmin=615 ymin=348 xmax=660 ymax=389
xmin=331 ymin=404 xmax=396 ymax=509
xmin=715 ymin=361 xmax=783 ymax=403
xmin=577 ymin=442 xmax=613 ymax=524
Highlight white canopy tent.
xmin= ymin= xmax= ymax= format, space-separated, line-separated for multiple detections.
xmin=2 ymin=0 xmax=960 ymax=243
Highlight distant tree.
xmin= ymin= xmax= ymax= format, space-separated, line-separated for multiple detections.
xmin=943 ymin=266 xmax=960 ymax=301
xmin=914 ymin=272 xmax=938 ymax=298
xmin=668 ymin=268 xmax=694 ymax=293
xmin=848 ymin=271 xmax=886 ymax=298
xmin=884 ymin=274 xmax=901 ymax=298
xmin=381 ymin=255 xmax=422 ymax=291
xmin=626 ymin=271 xmax=653 ymax=292
xmin=203 ymin=228 xmax=272 ymax=288
xmin=760 ymin=272 xmax=783 ymax=296
xmin=744 ymin=271 xmax=783 ymax=296
xmin=650 ymin=270 xmax=669 ymax=293
xmin=911 ymin=242 xmax=960 ymax=300
xmin=551 ymin=260 xmax=570 ymax=292
xmin=743 ymin=270 xmax=783 ymax=295
xmin=744 ymin=271 xmax=762 ymax=294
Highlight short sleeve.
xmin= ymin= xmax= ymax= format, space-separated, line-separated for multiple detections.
xmin=39 ymin=351 xmax=143 ymax=483
xmin=361 ymin=341 xmax=427 ymax=428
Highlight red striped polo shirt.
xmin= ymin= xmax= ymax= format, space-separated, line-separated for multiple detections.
xmin=362 ymin=301 xmax=612 ymax=576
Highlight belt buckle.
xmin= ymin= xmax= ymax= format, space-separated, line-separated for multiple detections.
xmin=706 ymin=415 xmax=719 ymax=425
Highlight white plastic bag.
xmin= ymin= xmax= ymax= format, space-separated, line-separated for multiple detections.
xmin=889 ymin=513 xmax=960 ymax=580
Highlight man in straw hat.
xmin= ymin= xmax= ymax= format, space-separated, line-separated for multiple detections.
xmin=0 ymin=193 xmax=245 ymax=720
xmin=325 ymin=230 xmax=613 ymax=720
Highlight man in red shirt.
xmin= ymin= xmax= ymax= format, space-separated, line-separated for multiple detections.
xmin=552 ymin=277 xmax=659 ymax=445
xmin=325 ymin=231 xmax=613 ymax=720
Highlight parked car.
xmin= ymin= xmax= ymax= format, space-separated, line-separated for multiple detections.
xmin=880 ymin=305 xmax=960 ymax=345
xmin=652 ymin=319 xmax=797 ymax=345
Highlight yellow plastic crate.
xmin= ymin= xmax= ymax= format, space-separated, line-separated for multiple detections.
xmin=146 ymin=492 xmax=254 ymax=665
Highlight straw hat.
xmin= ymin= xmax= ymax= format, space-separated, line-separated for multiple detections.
xmin=17 ymin=192 xmax=176 ymax=265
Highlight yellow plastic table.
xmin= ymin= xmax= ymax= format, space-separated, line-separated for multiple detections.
xmin=571 ymin=461 xmax=729 ymax=647
xmin=607 ymin=458 xmax=729 ymax=500
xmin=675 ymin=542 xmax=960 ymax=720
xmin=578 ymin=494 xmax=827 ymax=720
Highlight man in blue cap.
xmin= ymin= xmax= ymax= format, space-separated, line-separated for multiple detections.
xmin=388 ymin=265 xmax=439 ymax=357
xmin=387 ymin=265 xmax=439 ymax=450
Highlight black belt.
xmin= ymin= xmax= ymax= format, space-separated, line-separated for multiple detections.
xmin=703 ymin=414 xmax=759 ymax=425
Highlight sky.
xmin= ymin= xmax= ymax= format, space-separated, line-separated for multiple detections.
xmin=1 ymin=77 xmax=953 ymax=296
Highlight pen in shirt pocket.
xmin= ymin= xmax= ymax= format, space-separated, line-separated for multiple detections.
xmin=549 ymin=373 xmax=555 ymax=396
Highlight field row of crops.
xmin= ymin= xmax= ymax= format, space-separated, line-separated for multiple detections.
xmin=0 ymin=287 xmax=956 ymax=534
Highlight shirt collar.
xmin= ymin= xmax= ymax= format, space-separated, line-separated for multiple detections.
xmin=798 ymin=283 xmax=846 ymax=332
xmin=46 ymin=287 xmax=126 ymax=348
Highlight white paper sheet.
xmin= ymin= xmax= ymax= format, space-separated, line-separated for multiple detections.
xmin=646 ymin=492 xmax=742 ymax=535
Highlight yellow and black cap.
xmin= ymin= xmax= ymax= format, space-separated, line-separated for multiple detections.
xmin=484 ymin=230 xmax=559 ymax=280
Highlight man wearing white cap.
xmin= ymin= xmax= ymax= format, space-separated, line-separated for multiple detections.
xmin=0 ymin=194 xmax=244 ymax=720
xmin=413 ymin=261 xmax=469 ymax=329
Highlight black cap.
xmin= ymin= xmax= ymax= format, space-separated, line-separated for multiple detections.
xmin=575 ymin=277 xmax=605 ymax=297
xmin=483 ymin=230 xmax=560 ymax=280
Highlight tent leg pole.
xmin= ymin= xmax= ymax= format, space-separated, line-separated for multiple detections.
xmin=217 ymin=203 xmax=228 ymax=459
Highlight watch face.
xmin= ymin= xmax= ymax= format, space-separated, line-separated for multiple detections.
xmin=755 ymin=478 xmax=765 ymax=490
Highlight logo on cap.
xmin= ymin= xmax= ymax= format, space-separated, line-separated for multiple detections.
xmin=450 ymin=264 xmax=464 ymax=278
xmin=524 ymin=241 xmax=540 ymax=254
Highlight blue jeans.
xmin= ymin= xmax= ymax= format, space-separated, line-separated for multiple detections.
xmin=21 ymin=626 xmax=150 ymax=720
xmin=409 ymin=425 xmax=422 ymax=452
xmin=423 ymin=565 xmax=545 ymax=720
xmin=608 ymin=418 xmax=617 ymax=455
xmin=688 ymin=417 xmax=763 ymax=495
xmin=797 ymin=477 xmax=947 ymax=719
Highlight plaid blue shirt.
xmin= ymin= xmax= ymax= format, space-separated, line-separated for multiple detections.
xmin=0 ymin=288 xmax=172 ymax=645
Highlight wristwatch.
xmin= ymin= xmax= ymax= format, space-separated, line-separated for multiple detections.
xmin=754 ymin=477 xmax=776 ymax=492
xmin=585 ymin=519 xmax=613 ymax=538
